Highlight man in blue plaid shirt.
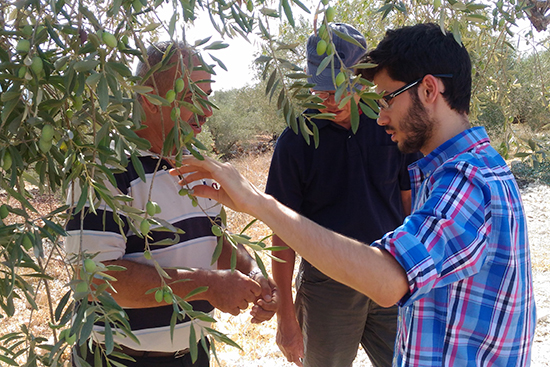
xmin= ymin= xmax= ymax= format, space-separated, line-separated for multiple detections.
xmin=171 ymin=23 xmax=536 ymax=366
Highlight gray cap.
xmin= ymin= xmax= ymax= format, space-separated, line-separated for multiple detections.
xmin=306 ymin=23 xmax=367 ymax=91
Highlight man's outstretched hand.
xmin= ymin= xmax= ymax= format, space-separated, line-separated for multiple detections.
xmin=169 ymin=155 xmax=265 ymax=218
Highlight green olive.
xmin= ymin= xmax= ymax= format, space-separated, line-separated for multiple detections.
xmin=22 ymin=25 xmax=33 ymax=37
xmin=2 ymin=151 xmax=12 ymax=171
xmin=155 ymin=289 xmax=164 ymax=303
xmin=75 ymin=281 xmax=88 ymax=293
xmin=140 ymin=218 xmax=151 ymax=235
xmin=170 ymin=107 xmax=180 ymax=121
xmin=73 ymin=96 xmax=83 ymax=110
xmin=318 ymin=24 xmax=328 ymax=41
xmin=18 ymin=66 xmax=27 ymax=79
xmin=146 ymin=201 xmax=156 ymax=216
xmin=31 ymin=56 xmax=43 ymax=74
xmin=325 ymin=6 xmax=335 ymax=22
xmin=84 ymin=258 xmax=97 ymax=272
xmin=38 ymin=138 xmax=52 ymax=153
xmin=165 ymin=89 xmax=176 ymax=103
xmin=41 ymin=124 xmax=54 ymax=141
xmin=102 ymin=31 xmax=118 ymax=48
xmin=175 ymin=78 xmax=185 ymax=93
xmin=316 ymin=40 xmax=327 ymax=55
xmin=132 ymin=0 xmax=143 ymax=12
xmin=335 ymin=72 xmax=346 ymax=86
xmin=16 ymin=39 xmax=31 ymax=53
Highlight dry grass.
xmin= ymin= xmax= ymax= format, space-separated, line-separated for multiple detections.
xmin=0 ymin=189 xmax=73 ymax=365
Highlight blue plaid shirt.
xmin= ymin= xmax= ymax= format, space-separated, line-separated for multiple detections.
xmin=374 ymin=127 xmax=536 ymax=366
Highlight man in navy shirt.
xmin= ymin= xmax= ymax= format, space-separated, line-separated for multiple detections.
xmin=265 ymin=23 xmax=421 ymax=367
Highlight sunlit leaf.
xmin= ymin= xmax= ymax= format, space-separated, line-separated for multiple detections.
xmin=204 ymin=41 xmax=229 ymax=50
xmin=350 ymin=99 xmax=359 ymax=134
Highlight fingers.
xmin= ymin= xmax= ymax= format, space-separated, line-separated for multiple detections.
xmin=256 ymin=298 xmax=278 ymax=312
xmin=280 ymin=347 xmax=303 ymax=366
xmin=289 ymin=347 xmax=304 ymax=366
xmin=249 ymin=302 xmax=276 ymax=323
xmin=246 ymin=279 xmax=262 ymax=301
xmin=185 ymin=184 xmax=221 ymax=202
xmin=256 ymin=277 xmax=273 ymax=302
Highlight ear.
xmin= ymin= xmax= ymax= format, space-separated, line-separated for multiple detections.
xmin=141 ymin=93 xmax=159 ymax=114
xmin=419 ymin=74 xmax=440 ymax=105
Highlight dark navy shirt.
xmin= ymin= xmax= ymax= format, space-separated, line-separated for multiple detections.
xmin=266 ymin=110 xmax=422 ymax=246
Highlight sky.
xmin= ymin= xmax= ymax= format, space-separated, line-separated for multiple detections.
xmin=184 ymin=12 xmax=271 ymax=92
xmin=186 ymin=30 xmax=260 ymax=91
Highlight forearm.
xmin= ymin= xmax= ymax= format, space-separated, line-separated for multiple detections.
xmin=99 ymin=259 xmax=215 ymax=308
xmin=218 ymin=237 xmax=257 ymax=275
xmin=271 ymin=237 xmax=296 ymax=315
xmin=254 ymin=195 xmax=409 ymax=307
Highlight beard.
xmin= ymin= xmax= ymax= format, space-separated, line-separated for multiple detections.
xmin=395 ymin=92 xmax=436 ymax=154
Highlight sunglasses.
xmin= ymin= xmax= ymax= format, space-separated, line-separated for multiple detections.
xmin=376 ymin=74 xmax=453 ymax=110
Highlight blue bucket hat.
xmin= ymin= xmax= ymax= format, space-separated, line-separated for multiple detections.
xmin=306 ymin=23 xmax=367 ymax=91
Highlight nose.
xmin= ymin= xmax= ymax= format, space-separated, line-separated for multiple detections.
xmin=376 ymin=108 xmax=390 ymax=127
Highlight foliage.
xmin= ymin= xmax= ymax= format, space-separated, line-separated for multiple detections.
xmin=0 ymin=0 xmax=549 ymax=366
xmin=511 ymin=160 xmax=550 ymax=186
xmin=254 ymin=0 xmax=550 ymax=161
xmin=206 ymin=83 xmax=284 ymax=158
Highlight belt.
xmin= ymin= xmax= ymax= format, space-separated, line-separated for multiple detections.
xmin=98 ymin=343 xmax=189 ymax=359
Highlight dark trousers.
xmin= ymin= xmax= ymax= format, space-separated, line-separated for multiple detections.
xmin=73 ymin=340 xmax=210 ymax=367
xmin=296 ymin=266 xmax=398 ymax=367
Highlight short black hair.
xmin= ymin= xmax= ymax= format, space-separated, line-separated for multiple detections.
xmin=359 ymin=23 xmax=472 ymax=114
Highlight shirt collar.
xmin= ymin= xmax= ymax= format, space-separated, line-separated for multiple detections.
xmin=414 ymin=126 xmax=490 ymax=178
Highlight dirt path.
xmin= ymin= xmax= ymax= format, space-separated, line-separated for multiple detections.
xmin=522 ymin=183 xmax=550 ymax=367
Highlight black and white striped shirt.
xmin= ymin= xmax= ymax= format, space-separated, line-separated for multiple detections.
xmin=65 ymin=151 xmax=221 ymax=352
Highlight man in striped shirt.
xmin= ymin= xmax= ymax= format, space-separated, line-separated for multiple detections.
xmin=171 ymin=23 xmax=536 ymax=366
xmin=66 ymin=42 xmax=277 ymax=367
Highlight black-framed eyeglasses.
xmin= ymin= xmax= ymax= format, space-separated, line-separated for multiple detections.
xmin=376 ymin=74 xmax=453 ymax=110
